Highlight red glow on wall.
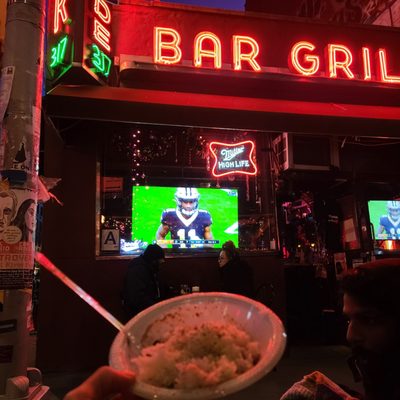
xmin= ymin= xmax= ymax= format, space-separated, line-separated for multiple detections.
xmin=289 ymin=41 xmax=319 ymax=76
xmin=209 ymin=140 xmax=257 ymax=177
xmin=194 ymin=32 xmax=222 ymax=69
xmin=154 ymin=27 xmax=182 ymax=65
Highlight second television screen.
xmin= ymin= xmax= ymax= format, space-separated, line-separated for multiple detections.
xmin=132 ymin=186 xmax=239 ymax=249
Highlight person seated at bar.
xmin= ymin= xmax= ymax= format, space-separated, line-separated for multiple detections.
xmin=218 ymin=240 xmax=254 ymax=298
xmin=280 ymin=258 xmax=400 ymax=400
xmin=121 ymin=244 xmax=165 ymax=320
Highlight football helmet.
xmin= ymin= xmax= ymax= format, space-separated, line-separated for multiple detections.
xmin=175 ymin=187 xmax=200 ymax=217
xmin=387 ymin=200 xmax=400 ymax=220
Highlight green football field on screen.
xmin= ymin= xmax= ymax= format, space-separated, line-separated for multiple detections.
xmin=131 ymin=186 xmax=239 ymax=248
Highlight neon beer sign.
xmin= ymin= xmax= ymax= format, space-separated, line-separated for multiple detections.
xmin=154 ymin=27 xmax=400 ymax=84
xmin=209 ymin=141 xmax=257 ymax=177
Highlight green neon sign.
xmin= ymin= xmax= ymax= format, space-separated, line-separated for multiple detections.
xmin=91 ymin=44 xmax=112 ymax=77
xmin=50 ymin=36 xmax=69 ymax=68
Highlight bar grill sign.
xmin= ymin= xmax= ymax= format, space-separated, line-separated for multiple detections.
xmin=209 ymin=140 xmax=257 ymax=177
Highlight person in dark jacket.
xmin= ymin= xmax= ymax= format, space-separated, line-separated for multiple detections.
xmin=218 ymin=240 xmax=254 ymax=298
xmin=122 ymin=244 xmax=165 ymax=320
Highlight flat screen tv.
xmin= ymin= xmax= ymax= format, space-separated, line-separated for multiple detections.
xmin=368 ymin=200 xmax=400 ymax=240
xmin=122 ymin=186 xmax=239 ymax=253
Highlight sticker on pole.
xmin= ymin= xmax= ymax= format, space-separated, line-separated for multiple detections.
xmin=101 ymin=229 xmax=120 ymax=251
xmin=0 ymin=187 xmax=35 ymax=289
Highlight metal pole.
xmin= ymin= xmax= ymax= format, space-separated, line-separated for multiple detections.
xmin=0 ymin=0 xmax=46 ymax=396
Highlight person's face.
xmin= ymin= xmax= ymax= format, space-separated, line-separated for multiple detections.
xmin=343 ymin=293 xmax=397 ymax=355
xmin=25 ymin=203 xmax=35 ymax=231
xmin=0 ymin=196 xmax=14 ymax=232
xmin=389 ymin=206 xmax=400 ymax=220
xmin=218 ymin=251 xmax=230 ymax=268
xmin=181 ymin=200 xmax=196 ymax=213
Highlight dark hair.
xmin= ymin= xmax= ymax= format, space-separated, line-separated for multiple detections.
xmin=222 ymin=240 xmax=239 ymax=260
xmin=142 ymin=244 xmax=165 ymax=262
xmin=342 ymin=259 xmax=400 ymax=317
xmin=12 ymin=198 xmax=35 ymax=241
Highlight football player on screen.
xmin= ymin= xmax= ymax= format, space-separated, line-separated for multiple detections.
xmin=378 ymin=200 xmax=400 ymax=239
xmin=156 ymin=187 xmax=213 ymax=248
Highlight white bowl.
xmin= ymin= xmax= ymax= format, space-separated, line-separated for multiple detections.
xmin=109 ymin=292 xmax=286 ymax=400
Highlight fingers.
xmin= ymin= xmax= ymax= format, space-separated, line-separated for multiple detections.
xmin=64 ymin=367 xmax=136 ymax=400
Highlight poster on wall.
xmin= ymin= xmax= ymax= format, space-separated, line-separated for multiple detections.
xmin=333 ymin=252 xmax=348 ymax=280
xmin=0 ymin=187 xmax=35 ymax=289
xmin=343 ymin=217 xmax=360 ymax=250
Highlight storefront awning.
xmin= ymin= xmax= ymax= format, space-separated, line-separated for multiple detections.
xmin=45 ymin=85 xmax=400 ymax=136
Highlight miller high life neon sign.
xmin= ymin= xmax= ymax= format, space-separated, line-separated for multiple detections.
xmin=209 ymin=141 xmax=257 ymax=177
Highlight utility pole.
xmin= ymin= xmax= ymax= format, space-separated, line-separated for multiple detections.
xmin=0 ymin=0 xmax=47 ymax=398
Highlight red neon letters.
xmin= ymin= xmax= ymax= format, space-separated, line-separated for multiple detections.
xmin=233 ymin=36 xmax=261 ymax=71
xmin=154 ymin=27 xmax=182 ymax=65
xmin=194 ymin=32 xmax=222 ymax=69
xmin=54 ymin=0 xmax=69 ymax=34
xmin=289 ymin=41 xmax=319 ymax=76
xmin=362 ymin=47 xmax=372 ymax=81
xmin=154 ymin=27 xmax=261 ymax=72
xmin=209 ymin=140 xmax=257 ymax=177
xmin=327 ymin=44 xmax=354 ymax=79
xmin=93 ymin=0 xmax=112 ymax=52
xmin=153 ymin=27 xmax=400 ymax=84
xmin=378 ymin=48 xmax=400 ymax=83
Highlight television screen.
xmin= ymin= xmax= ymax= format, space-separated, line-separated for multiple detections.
xmin=126 ymin=186 xmax=239 ymax=252
xmin=368 ymin=200 xmax=400 ymax=240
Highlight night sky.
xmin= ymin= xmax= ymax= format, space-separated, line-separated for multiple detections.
xmin=160 ymin=0 xmax=244 ymax=11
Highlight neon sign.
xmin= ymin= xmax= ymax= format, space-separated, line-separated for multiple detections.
xmin=47 ymin=0 xmax=73 ymax=82
xmin=153 ymin=27 xmax=400 ymax=84
xmin=209 ymin=141 xmax=257 ymax=177
xmin=54 ymin=0 xmax=69 ymax=34
xmin=378 ymin=49 xmax=400 ymax=83
xmin=154 ymin=27 xmax=182 ymax=65
xmin=233 ymin=35 xmax=261 ymax=72
xmin=50 ymin=36 xmax=69 ymax=68
xmin=90 ymin=44 xmax=112 ymax=77
xmin=289 ymin=41 xmax=320 ymax=76
xmin=86 ymin=0 xmax=113 ymax=79
xmin=194 ymin=32 xmax=222 ymax=69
